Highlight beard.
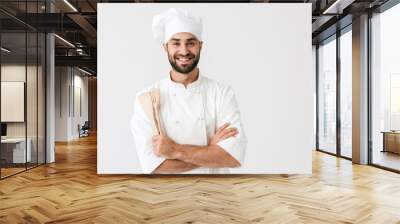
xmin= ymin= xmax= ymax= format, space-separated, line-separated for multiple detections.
xmin=168 ymin=51 xmax=200 ymax=74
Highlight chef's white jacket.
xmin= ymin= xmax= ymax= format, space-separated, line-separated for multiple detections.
xmin=130 ymin=75 xmax=247 ymax=174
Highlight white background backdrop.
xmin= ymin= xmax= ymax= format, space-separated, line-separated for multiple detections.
xmin=98 ymin=3 xmax=313 ymax=174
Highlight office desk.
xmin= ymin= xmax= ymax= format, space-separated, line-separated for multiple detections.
xmin=382 ymin=131 xmax=400 ymax=154
xmin=1 ymin=138 xmax=32 ymax=163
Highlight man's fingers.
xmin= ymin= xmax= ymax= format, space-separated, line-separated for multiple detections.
xmin=216 ymin=123 xmax=230 ymax=133
xmin=210 ymin=125 xmax=237 ymax=145
xmin=220 ymin=128 xmax=238 ymax=140
xmin=215 ymin=127 xmax=236 ymax=140
xmin=220 ymin=127 xmax=237 ymax=136
xmin=213 ymin=127 xmax=238 ymax=143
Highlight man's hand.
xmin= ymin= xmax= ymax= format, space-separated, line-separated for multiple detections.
xmin=153 ymin=159 xmax=199 ymax=174
xmin=152 ymin=135 xmax=178 ymax=159
xmin=209 ymin=123 xmax=238 ymax=145
xmin=152 ymin=123 xmax=240 ymax=169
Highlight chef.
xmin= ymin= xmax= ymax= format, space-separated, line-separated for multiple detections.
xmin=130 ymin=8 xmax=247 ymax=174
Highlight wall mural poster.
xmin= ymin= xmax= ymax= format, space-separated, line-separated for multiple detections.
xmin=98 ymin=3 xmax=313 ymax=174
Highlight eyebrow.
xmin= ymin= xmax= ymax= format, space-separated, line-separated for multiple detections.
xmin=170 ymin=38 xmax=198 ymax=42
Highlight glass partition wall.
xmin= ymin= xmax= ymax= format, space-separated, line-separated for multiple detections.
xmin=0 ymin=1 xmax=46 ymax=179
xmin=0 ymin=31 xmax=27 ymax=177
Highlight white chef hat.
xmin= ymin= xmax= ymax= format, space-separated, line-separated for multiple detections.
xmin=152 ymin=8 xmax=202 ymax=44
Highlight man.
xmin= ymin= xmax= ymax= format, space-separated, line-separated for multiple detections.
xmin=131 ymin=8 xmax=247 ymax=174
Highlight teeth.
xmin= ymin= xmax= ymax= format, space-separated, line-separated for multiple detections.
xmin=177 ymin=58 xmax=191 ymax=61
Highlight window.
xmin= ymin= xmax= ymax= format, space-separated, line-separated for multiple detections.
xmin=371 ymin=2 xmax=400 ymax=171
xmin=318 ymin=36 xmax=337 ymax=154
xmin=339 ymin=28 xmax=352 ymax=158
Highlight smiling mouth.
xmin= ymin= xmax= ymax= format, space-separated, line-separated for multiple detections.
xmin=176 ymin=57 xmax=193 ymax=65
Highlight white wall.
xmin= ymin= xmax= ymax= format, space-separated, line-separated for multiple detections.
xmin=55 ymin=67 xmax=89 ymax=141
xmin=312 ymin=45 xmax=317 ymax=149
xmin=55 ymin=66 xmax=69 ymax=141
xmin=72 ymin=72 xmax=89 ymax=138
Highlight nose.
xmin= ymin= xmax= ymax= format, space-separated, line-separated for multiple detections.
xmin=178 ymin=44 xmax=189 ymax=55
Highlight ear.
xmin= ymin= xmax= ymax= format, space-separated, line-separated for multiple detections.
xmin=163 ymin=43 xmax=168 ymax=53
xmin=199 ymin=41 xmax=203 ymax=50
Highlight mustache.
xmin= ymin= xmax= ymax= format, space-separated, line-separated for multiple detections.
xmin=174 ymin=53 xmax=195 ymax=58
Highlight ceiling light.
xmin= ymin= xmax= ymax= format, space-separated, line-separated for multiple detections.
xmin=1 ymin=47 xmax=11 ymax=53
xmin=323 ymin=0 xmax=341 ymax=14
xmin=78 ymin=67 xmax=93 ymax=76
xmin=322 ymin=0 xmax=354 ymax=15
xmin=54 ymin=34 xmax=75 ymax=48
xmin=63 ymin=0 xmax=78 ymax=12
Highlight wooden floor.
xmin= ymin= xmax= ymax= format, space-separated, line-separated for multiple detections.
xmin=1 ymin=163 xmax=45 ymax=178
xmin=373 ymin=150 xmax=400 ymax=171
xmin=1 ymin=135 xmax=400 ymax=223
xmin=1 ymin=167 xmax=26 ymax=178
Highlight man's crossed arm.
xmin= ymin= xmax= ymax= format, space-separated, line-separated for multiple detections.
xmin=151 ymin=123 xmax=240 ymax=174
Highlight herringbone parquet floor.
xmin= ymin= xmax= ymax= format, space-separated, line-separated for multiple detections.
xmin=1 ymin=134 xmax=400 ymax=223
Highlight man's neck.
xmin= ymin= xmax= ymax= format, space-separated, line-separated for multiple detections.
xmin=170 ymin=68 xmax=199 ymax=88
